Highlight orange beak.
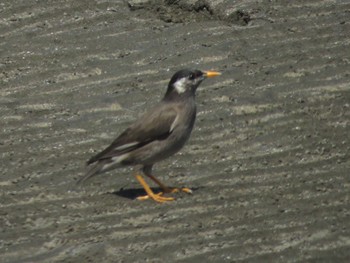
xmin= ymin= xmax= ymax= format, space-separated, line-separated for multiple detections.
xmin=204 ymin=71 xmax=221 ymax=78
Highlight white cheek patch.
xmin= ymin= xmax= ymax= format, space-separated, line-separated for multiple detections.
xmin=174 ymin=78 xmax=187 ymax=94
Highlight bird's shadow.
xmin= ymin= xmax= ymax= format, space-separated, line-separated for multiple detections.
xmin=110 ymin=186 xmax=202 ymax=200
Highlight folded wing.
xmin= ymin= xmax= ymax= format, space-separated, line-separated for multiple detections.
xmin=87 ymin=104 xmax=178 ymax=165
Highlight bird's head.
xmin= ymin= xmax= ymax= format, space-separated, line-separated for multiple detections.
xmin=163 ymin=69 xmax=221 ymax=100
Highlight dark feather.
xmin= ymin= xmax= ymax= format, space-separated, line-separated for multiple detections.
xmin=87 ymin=102 xmax=178 ymax=165
xmin=77 ymin=160 xmax=106 ymax=184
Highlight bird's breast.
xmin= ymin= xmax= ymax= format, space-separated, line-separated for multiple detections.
xmin=170 ymin=101 xmax=196 ymax=145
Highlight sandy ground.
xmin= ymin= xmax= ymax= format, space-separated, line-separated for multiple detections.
xmin=1 ymin=0 xmax=350 ymax=262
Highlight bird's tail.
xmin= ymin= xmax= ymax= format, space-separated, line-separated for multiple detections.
xmin=76 ymin=162 xmax=103 ymax=184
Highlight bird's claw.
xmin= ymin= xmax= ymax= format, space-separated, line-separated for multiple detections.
xmin=136 ymin=187 xmax=192 ymax=203
xmin=164 ymin=187 xmax=192 ymax=194
xmin=137 ymin=192 xmax=175 ymax=203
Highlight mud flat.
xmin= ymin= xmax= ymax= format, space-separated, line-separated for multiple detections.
xmin=1 ymin=0 xmax=350 ymax=262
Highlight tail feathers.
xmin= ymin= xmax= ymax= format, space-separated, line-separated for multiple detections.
xmin=77 ymin=153 xmax=129 ymax=184
xmin=76 ymin=162 xmax=104 ymax=184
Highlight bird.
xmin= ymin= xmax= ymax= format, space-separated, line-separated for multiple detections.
xmin=77 ymin=69 xmax=221 ymax=203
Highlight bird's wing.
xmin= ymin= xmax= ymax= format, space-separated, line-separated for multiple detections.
xmin=87 ymin=103 xmax=178 ymax=164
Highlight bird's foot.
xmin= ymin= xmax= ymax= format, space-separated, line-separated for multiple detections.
xmin=135 ymin=174 xmax=175 ymax=203
xmin=144 ymin=174 xmax=192 ymax=196
xmin=163 ymin=187 xmax=192 ymax=194
xmin=136 ymin=187 xmax=191 ymax=203
xmin=137 ymin=192 xmax=174 ymax=203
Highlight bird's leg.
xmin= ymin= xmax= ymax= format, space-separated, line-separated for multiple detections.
xmin=135 ymin=174 xmax=174 ymax=203
xmin=142 ymin=165 xmax=192 ymax=194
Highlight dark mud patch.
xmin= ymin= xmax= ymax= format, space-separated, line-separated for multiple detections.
xmin=127 ymin=0 xmax=215 ymax=23
xmin=127 ymin=0 xmax=251 ymax=25
xmin=226 ymin=9 xmax=251 ymax=26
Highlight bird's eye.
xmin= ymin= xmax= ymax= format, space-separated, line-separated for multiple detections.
xmin=189 ymin=73 xmax=195 ymax=80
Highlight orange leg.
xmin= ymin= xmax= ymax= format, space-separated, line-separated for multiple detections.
xmin=147 ymin=174 xmax=192 ymax=194
xmin=135 ymin=174 xmax=174 ymax=203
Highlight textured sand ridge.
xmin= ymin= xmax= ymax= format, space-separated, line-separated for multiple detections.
xmin=1 ymin=0 xmax=350 ymax=262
